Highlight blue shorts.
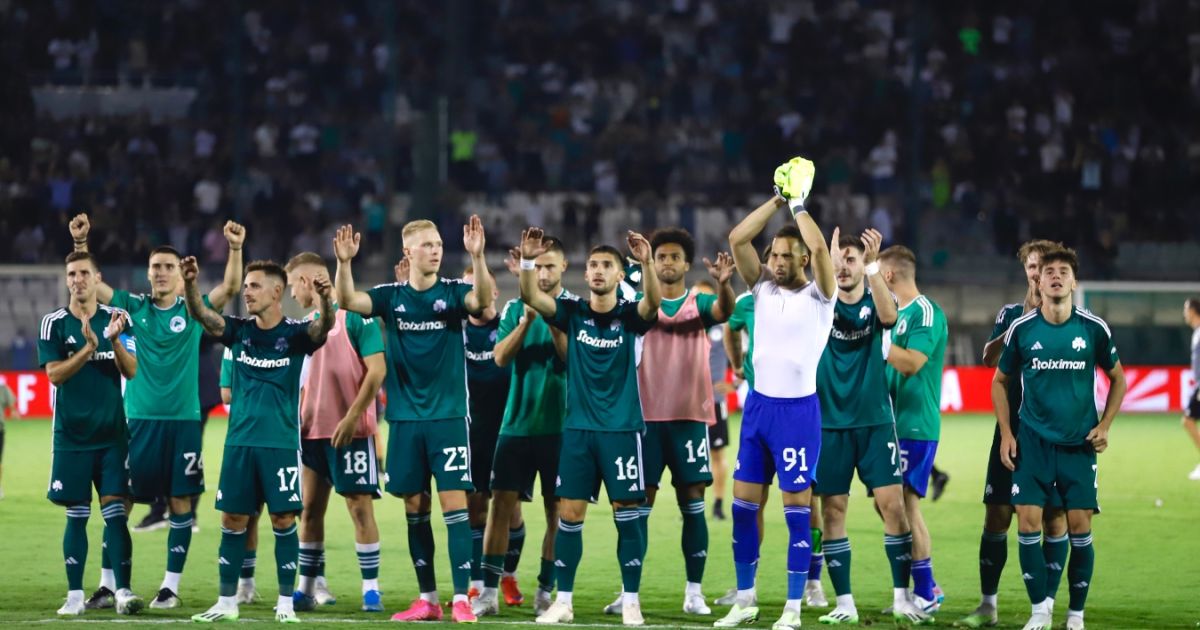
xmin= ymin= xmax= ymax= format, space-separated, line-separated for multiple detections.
xmin=899 ymin=439 xmax=938 ymax=498
xmin=734 ymin=391 xmax=822 ymax=493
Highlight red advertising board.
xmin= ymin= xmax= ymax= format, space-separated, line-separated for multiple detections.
xmin=2 ymin=367 xmax=1194 ymax=419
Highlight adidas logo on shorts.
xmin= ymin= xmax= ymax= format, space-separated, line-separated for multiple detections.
xmin=460 ymin=473 xmax=470 ymax=481
xmin=699 ymin=465 xmax=709 ymax=473
xmin=628 ymin=483 xmax=639 ymax=492
xmin=288 ymin=494 xmax=300 ymax=502
xmin=356 ymin=477 xmax=368 ymax=485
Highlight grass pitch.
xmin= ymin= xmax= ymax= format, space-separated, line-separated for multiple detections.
xmin=0 ymin=413 xmax=1195 ymax=628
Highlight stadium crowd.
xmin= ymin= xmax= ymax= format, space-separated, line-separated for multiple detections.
xmin=1 ymin=0 xmax=1199 ymax=269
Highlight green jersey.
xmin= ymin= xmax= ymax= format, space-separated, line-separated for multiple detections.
xmin=496 ymin=294 xmax=569 ymax=436
xmin=219 ymin=315 xmax=322 ymax=450
xmin=547 ymin=294 xmax=654 ymax=432
xmin=727 ymin=292 xmax=755 ymax=389
xmin=886 ymin=295 xmax=947 ymax=441
xmin=37 ymin=306 xmax=129 ymax=451
xmin=109 ymin=290 xmax=213 ymax=421
xmin=998 ymin=307 xmax=1119 ymax=445
xmin=991 ymin=303 xmax=1027 ymax=426
xmin=367 ymin=279 xmax=473 ymax=422
xmin=466 ymin=316 xmax=508 ymax=384
xmin=817 ymin=288 xmax=894 ymax=428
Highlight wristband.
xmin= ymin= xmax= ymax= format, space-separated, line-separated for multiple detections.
xmin=788 ymin=197 xmax=807 ymax=216
xmin=519 ymin=258 xmax=536 ymax=271
xmin=865 ymin=261 xmax=880 ymax=276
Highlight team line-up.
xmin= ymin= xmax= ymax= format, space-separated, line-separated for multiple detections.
xmin=38 ymin=157 xmax=1125 ymax=630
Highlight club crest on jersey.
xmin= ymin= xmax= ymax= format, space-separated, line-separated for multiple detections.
xmin=859 ymin=305 xmax=872 ymax=320
xmin=274 ymin=337 xmax=289 ymax=353
xmin=170 ymin=315 xmax=186 ymax=333
xmin=609 ymin=320 xmax=621 ymax=332
xmin=1072 ymin=336 xmax=1086 ymax=351
xmin=896 ymin=319 xmax=908 ymax=335
xmin=489 ymin=330 xmax=498 ymax=343
xmin=433 ymin=299 xmax=447 ymax=313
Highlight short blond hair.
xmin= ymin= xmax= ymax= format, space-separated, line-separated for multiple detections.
xmin=879 ymin=245 xmax=917 ymax=280
xmin=284 ymin=252 xmax=327 ymax=274
xmin=402 ymin=219 xmax=438 ymax=246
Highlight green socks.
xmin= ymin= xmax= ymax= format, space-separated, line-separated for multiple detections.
xmin=554 ymin=520 xmax=583 ymax=592
xmin=218 ymin=527 xmax=249 ymax=597
xmin=1018 ymin=531 xmax=1047 ymax=604
xmin=883 ymin=532 xmax=914 ymax=588
xmin=482 ymin=553 xmax=505 ymax=589
xmin=273 ymin=524 xmax=299 ymax=597
xmin=1067 ymin=532 xmax=1094 ymax=613
xmin=680 ymin=499 xmax=708 ymax=584
xmin=538 ymin=557 xmax=556 ymax=592
xmin=614 ymin=507 xmax=644 ymax=593
xmin=64 ymin=506 xmax=91 ymax=591
xmin=445 ymin=509 xmax=473 ymax=596
xmin=825 ymin=537 xmax=852 ymax=596
xmin=471 ymin=526 xmax=485 ymax=582
xmin=1043 ymin=533 xmax=1069 ymax=600
xmin=100 ymin=501 xmax=132 ymax=590
xmin=505 ymin=524 xmax=526 ymax=574
xmin=166 ymin=512 xmax=194 ymax=574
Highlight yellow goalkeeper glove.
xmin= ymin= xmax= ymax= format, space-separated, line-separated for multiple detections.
xmin=772 ymin=156 xmax=816 ymax=214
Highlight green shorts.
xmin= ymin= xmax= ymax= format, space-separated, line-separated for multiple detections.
xmin=469 ymin=420 xmax=502 ymax=496
xmin=556 ymin=428 xmax=645 ymax=503
xmin=301 ymin=437 xmax=382 ymax=498
xmin=983 ymin=421 xmax=1064 ymax=508
xmin=643 ymin=420 xmax=714 ymax=488
xmin=814 ymin=424 xmax=902 ymax=495
xmin=128 ymin=419 xmax=206 ymax=501
xmin=47 ymin=444 xmax=129 ymax=506
xmin=1012 ymin=424 xmax=1099 ymax=512
xmin=491 ymin=433 xmax=562 ymax=501
xmin=385 ymin=418 xmax=474 ymax=496
xmin=215 ymin=445 xmax=304 ymax=516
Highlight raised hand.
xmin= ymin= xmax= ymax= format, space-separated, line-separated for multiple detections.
xmin=463 ymin=214 xmax=486 ymax=256
xmin=69 ymin=213 xmax=91 ymax=242
xmin=861 ymin=228 xmax=883 ymax=263
xmin=312 ymin=276 xmax=332 ymax=300
xmin=703 ymin=251 xmax=735 ymax=285
xmin=627 ymin=231 xmax=652 ymax=264
xmin=829 ymin=226 xmax=844 ymax=269
xmin=334 ymin=225 xmax=361 ymax=263
xmin=223 ymin=221 xmax=246 ymax=250
xmin=519 ymin=227 xmax=549 ymax=260
xmin=180 ymin=256 xmax=200 ymax=283
xmin=504 ymin=247 xmax=522 ymax=277
xmin=393 ymin=257 xmax=410 ymax=283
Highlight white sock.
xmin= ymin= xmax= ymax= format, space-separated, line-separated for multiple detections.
xmin=502 ymin=570 xmax=517 ymax=578
xmin=623 ymin=592 xmax=639 ymax=605
xmin=316 ymin=574 xmax=328 ymax=588
xmin=1046 ymin=596 xmax=1055 ymax=611
xmin=298 ymin=575 xmax=315 ymax=595
xmin=981 ymin=593 xmax=997 ymax=607
xmin=161 ymin=571 xmax=182 ymax=593
xmin=276 ymin=595 xmax=293 ymax=614
xmin=470 ymin=579 xmax=484 ymax=592
xmin=806 ymin=578 xmax=821 ymax=587
xmin=555 ymin=591 xmax=573 ymax=606
xmin=419 ymin=591 xmax=439 ymax=604
xmin=66 ymin=590 xmax=85 ymax=605
xmin=685 ymin=582 xmax=702 ymax=597
xmin=100 ymin=568 xmax=116 ymax=591
xmin=736 ymin=588 xmax=757 ymax=606
xmin=1068 ymin=609 xmax=1084 ymax=620
xmin=362 ymin=578 xmax=379 ymax=594
xmin=452 ymin=593 xmax=469 ymax=604
xmin=217 ymin=595 xmax=238 ymax=609
xmin=238 ymin=577 xmax=256 ymax=589
xmin=893 ymin=587 xmax=909 ymax=606
xmin=1033 ymin=599 xmax=1049 ymax=615
xmin=835 ymin=594 xmax=856 ymax=610
xmin=784 ymin=598 xmax=803 ymax=613
xmin=116 ymin=588 xmax=133 ymax=598
xmin=482 ymin=586 xmax=499 ymax=599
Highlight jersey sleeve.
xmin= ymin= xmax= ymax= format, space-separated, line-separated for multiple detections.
xmin=997 ymin=325 xmax=1020 ymax=375
xmin=288 ymin=321 xmax=323 ymax=356
xmin=348 ymin=312 xmax=384 ymax=357
xmin=109 ymin=289 xmax=135 ymax=311
xmin=455 ymin=281 xmax=474 ymax=316
xmin=696 ymin=292 xmax=720 ymax=329
xmin=37 ymin=315 xmax=66 ymax=366
xmin=365 ymin=284 xmax=395 ymax=319
xmin=1093 ymin=321 xmax=1119 ymax=371
xmin=219 ymin=347 xmax=233 ymax=388
xmin=546 ymin=295 xmax=576 ymax=332
xmin=218 ymin=315 xmax=243 ymax=347
xmin=903 ymin=317 xmax=936 ymax=358
xmin=990 ymin=305 xmax=1016 ymax=340
xmin=623 ymin=300 xmax=656 ymax=334
xmin=497 ymin=299 xmax=522 ymax=342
